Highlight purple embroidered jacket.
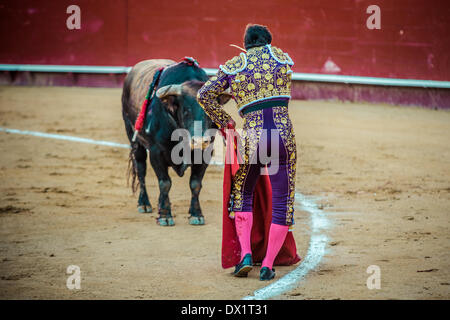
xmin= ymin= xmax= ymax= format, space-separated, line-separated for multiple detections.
xmin=197 ymin=44 xmax=294 ymax=127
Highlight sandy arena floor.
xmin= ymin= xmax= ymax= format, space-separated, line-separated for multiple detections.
xmin=0 ymin=86 xmax=449 ymax=299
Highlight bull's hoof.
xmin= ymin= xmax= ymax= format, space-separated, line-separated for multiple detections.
xmin=137 ymin=205 xmax=153 ymax=213
xmin=157 ymin=217 xmax=175 ymax=226
xmin=189 ymin=216 xmax=205 ymax=225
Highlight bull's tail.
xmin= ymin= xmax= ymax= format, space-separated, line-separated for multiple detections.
xmin=126 ymin=142 xmax=139 ymax=194
xmin=123 ymin=83 xmax=139 ymax=195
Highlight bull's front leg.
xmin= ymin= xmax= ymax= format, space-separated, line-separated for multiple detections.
xmin=149 ymin=147 xmax=174 ymax=226
xmin=188 ymin=162 xmax=208 ymax=225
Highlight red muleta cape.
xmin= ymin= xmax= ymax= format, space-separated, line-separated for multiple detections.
xmin=220 ymin=126 xmax=301 ymax=269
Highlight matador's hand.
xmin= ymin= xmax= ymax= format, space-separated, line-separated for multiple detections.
xmin=220 ymin=119 xmax=236 ymax=146
xmin=227 ymin=119 xmax=236 ymax=129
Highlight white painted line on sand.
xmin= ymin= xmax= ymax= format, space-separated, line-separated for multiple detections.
xmin=0 ymin=127 xmax=131 ymax=149
xmin=243 ymin=193 xmax=331 ymax=300
xmin=0 ymin=127 xmax=225 ymax=165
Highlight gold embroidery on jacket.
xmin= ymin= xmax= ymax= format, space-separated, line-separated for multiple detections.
xmin=196 ymin=69 xmax=232 ymax=128
xmin=209 ymin=45 xmax=294 ymax=114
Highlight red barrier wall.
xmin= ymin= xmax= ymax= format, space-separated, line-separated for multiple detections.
xmin=0 ymin=0 xmax=449 ymax=81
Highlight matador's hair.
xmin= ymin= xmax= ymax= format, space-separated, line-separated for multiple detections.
xmin=243 ymin=24 xmax=272 ymax=50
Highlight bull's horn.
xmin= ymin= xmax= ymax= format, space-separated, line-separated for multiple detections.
xmin=156 ymin=84 xmax=182 ymax=99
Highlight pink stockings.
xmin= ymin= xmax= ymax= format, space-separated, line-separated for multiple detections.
xmin=235 ymin=211 xmax=253 ymax=260
xmin=261 ymin=223 xmax=289 ymax=269
xmin=235 ymin=211 xmax=289 ymax=269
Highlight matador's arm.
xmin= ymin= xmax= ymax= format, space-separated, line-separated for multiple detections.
xmin=197 ymin=69 xmax=233 ymax=129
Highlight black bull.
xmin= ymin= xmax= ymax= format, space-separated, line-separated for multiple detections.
xmin=121 ymin=59 xmax=230 ymax=226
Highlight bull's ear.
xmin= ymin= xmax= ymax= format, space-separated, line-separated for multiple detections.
xmin=217 ymin=93 xmax=232 ymax=105
xmin=156 ymin=84 xmax=182 ymax=115
xmin=160 ymin=95 xmax=179 ymax=115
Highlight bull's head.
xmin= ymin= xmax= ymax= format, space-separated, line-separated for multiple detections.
xmin=155 ymin=80 xmax=231 ymax=150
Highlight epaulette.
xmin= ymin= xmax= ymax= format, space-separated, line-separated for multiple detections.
xmin=219 ymin=52 xmax=248 ymax=75
xmin=267 ymin=45 xmax=294 ymax=66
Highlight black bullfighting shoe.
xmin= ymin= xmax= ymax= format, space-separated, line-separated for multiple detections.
xmin=259 ymin=267 xmax=276 ymax=281
xmin=232 ymin=254 xmax=253 ymax=277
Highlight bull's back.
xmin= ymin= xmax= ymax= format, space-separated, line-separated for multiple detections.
xmin=122 ymin=59 xmax=174 ymax=116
